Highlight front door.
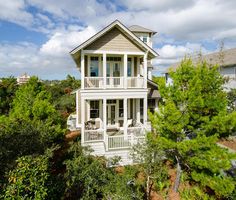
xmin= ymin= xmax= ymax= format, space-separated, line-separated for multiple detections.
xmin=107 ymin=104 xmax=116 ymax=126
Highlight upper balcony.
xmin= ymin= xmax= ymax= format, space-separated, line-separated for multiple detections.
xmin=80 ymin=51 xmax=148 ymax=90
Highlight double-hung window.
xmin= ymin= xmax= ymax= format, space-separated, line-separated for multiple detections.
xmin=90 ymin=100 xmax=99 ymax=118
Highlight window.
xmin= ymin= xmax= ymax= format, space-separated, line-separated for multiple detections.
xmin=106 ymin=57 xmax=121 ymax=61
xmin=148 ymin=99 xmax=156 ymax=114
xmin=128 ymin=58 xmax=132 ymax=77
xmin=90 ymin=57 xmax=99 ymax=77
xmin=119 ymin=100 xmax=123 ymax=117
xmin=90 ymin=100 xmax=99 ymax=118
xmin=143 ymin=36 xmax=148 ymax=43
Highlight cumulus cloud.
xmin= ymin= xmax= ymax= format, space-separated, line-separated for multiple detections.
xmin=40 ymin=26 xmax=96 ymax=56
xmin=1 ymin=0 xmax=236 ymax=79
xmin=0 ymin=0 xmax=33 ymax=27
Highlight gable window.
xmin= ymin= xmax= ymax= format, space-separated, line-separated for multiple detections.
xmin=90 ymin=57 xmax=99 ymax=77
xmin=128 ymin=58 xmax=132 ymax=77
xmin=90 ymin=100 xmax=99 ymax=118
xmin=143 ymin=36 xmax=148 ymax=43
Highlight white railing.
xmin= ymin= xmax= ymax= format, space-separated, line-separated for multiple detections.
xmin=106 ymin=77 xmax=124 ymax=88
xmin=84 ymin=77 xmax=104 ymax=89
xmin=127 ymin=77 xmax=144 ymax=88
xmin=84 ymin=129 xmax=104 ymax=142
xmin=108 ymin=135 xmax=131 ymax=150
xmin=127 ymin=127 xmax=145 ymax=137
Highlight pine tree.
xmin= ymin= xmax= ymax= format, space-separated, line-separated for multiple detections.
xmin=150 ymin=59 xmax=236 ymax=198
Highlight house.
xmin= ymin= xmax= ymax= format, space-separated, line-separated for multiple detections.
xmin=70 ymin=20 xmax=159 ymax=165
xmin=17 ymin=73 xmax=30 ymax=85
xmin=166 ymin=48 xmax=236 ymax=90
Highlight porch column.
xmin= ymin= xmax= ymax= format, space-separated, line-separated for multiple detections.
xmin=136 ymin=99 xmax=140 ymax=122
xmin=103 ymin=98 xmax=107 ymax=150
xmin=124 ymin=97 xmax=128 ymax=139
xmin=144 ymin=96 xmax=148 ymax=127
xmin=81 ymin=97 xmax=85 ymax=144
xmin=103 ymin=53 xmax=106 ymax=89
xmin=76 ymin=90 xmax=79 ymax=127
xmin=81 ymin=50 xmax=85 ymax=89
xmin=124 ymin=54 xmax=127 ymax=89
xmin=143 ymin=52 xmax=148 ymax=88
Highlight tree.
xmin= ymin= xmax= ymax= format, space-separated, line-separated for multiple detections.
xmin=2 ymin=148 xmax=60 ymax=200
xmin=0 ymin=77 xmax=18 ymax=115
xmin=149 ymin=59 xmax=236 ymax=198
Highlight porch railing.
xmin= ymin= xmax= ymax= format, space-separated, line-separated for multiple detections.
xmin=84 ymin=77 xmax=104 ymax=89
xmin=84 ymin=77 xmax=145 ymax=89
xmin=84 ymin=129 xmax=104 ymax=142
xmin=108 ymin=135 xmax=131 ymax=150
xmin=127 ymin=77 xmax=144 ymax=88
xmin=106 ymin=77 xmax=124 ymax=88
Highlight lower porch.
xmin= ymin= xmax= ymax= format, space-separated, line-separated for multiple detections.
xmin=81 ymin=98 xmax=147 ymax=150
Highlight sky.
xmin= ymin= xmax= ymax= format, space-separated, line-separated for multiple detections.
xmin=1 ymin=0 xmax=236 ymax=80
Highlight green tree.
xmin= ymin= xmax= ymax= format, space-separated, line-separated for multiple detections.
xmin=0 ymin=77 xmax=18 ymax=115
xmin=2 ymin=148 xmax=57 ymax=200
xmin=150 ymin=59 xmax=236 ymax=198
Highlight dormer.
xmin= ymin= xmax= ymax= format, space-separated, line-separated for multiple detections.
xmin=129 ymin=25 xmax=157 ymax=48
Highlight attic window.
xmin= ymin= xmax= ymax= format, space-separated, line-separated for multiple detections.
xmin=143 ymin=36 xmax=148 ymax=43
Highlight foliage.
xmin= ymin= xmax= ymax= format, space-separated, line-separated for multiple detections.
xmin=2 ymin=148 xmax=54 ymax=200
xmin=149 ymin=59 xmax=236 ymax=198
xmin=63 ymin=142 xmax=111 ymax=199
xmin=180 ymin=185 xmax=214 ymax=200
xmin=227 ymin=88 xmax=236 ymax=112
xmin=0 ymin=77 xmax=18 ymax=115
xmin=131 ymin=133 xmax=169 ymax=199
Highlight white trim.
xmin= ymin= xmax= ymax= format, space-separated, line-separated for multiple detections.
xmin=81 ymin=97 xmax=85 ymax=144
xmin=70 ymin=20 xmax=158 ymax=57
xmin=81 ymin=50 xmax=85 ymax=89
xmin=76 ymin=90 xmax=79 ymax=127
xmin=83 ymin=50 xmax=145 ymax=55
xmin=124 ymin=54 xmax=128 ymax=89
xmin=124 ymin=97 xmax=128 ymax=140
xmin=103 ymin=53 xmax=107 ymax=89
xmin=143 ymin=52 xmax=148 ymax=88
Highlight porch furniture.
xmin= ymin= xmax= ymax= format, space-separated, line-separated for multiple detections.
xmin=95 ymin=118 xmax=101 ymax=129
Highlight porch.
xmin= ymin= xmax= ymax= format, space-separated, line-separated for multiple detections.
xmin=81 ymin=98 xmax=147 ymax=150
xmin=80 ymin=51 xmax=148 ymax=89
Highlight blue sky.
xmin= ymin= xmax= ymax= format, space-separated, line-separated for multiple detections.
xmin=1 ymin=0 xmax=236 ymax=80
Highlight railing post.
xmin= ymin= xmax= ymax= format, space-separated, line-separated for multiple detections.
xmin=81 ymin=97 xmax=85 ymax=145
xmin=124 ymin=97 xmax=128 ymax=140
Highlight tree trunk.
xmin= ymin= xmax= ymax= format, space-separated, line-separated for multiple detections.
xmin=173 ymin=156 xmax=181 ymax=192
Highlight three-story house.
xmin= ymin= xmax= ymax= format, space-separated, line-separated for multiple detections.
xmin=70 ymin=20 xmax=159 ymax=165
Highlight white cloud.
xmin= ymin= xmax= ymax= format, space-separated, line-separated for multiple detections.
xmin=0 ymin=0 xmax=33 ymax=27
xmin=40 ymin=26 xmax=96 ymax=56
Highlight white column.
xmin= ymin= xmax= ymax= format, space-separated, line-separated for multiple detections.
xmin=103 ymin=53 xmax=106 ymax=89
xmin=103 ymin=98 xmax=107 ymax=150
xmin=87 ymin=100 xmax=90 ymax=121
xmin=81 ymin=97 xmax=85 ymax=144
xmin=76 ymin=90 xmax=79 ymax=127
xmin=136 ymin=99 xmax=140 ymax=122
xmin=143 ymin=52 xmax=148 ymax=88
xmin=81 ymin=50 xmax=85 ymax=89
xmin=124 ymin=54 xmax=127 ymax=89
xmin=144 ymin=96 xmax=148 ymax=127
xmin=124 ymin=97 xmax=128 ymax=139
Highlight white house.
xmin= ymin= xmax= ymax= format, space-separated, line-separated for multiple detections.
xmin=70 ymin=20 xmax=159 ymax=165
xmin=17 ymin=73 xmax=30 ymax=85
xmin=167 ymin=48 xmax=236 ymax=90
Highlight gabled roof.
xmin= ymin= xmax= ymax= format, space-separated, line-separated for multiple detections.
xmin=129 ymin=25 xmax=157 ymax=35
xmin=168 ymin=48 xmax=236 ymax=73
xmin=70 ymin=20 xmax=158 ymax=58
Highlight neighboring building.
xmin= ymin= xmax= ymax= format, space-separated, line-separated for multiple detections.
xmin=17 ymin=73 xmax=30 ymax=85
xmin=70 ymin=20 xmax=159 ymax=165
xmin=167 ymin=48 xmax=236 ymax=90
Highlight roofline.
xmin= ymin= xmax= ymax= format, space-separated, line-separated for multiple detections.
xmin=70 ymin=20 xmax=159 ymax=57
xmin=129 ymin=25 xmax=157 ymax=35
